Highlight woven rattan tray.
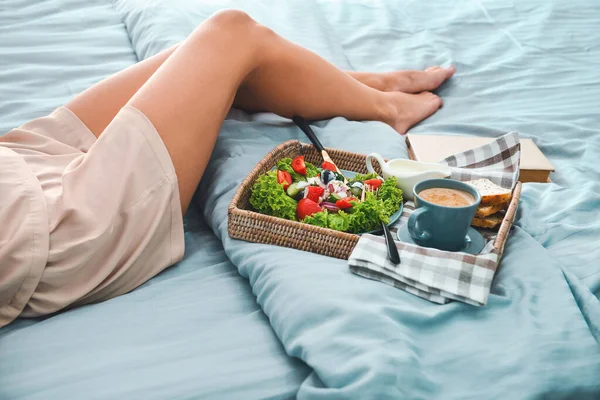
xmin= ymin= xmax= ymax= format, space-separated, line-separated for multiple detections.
xmin=228 ymin=140 xmax=520 ymax=260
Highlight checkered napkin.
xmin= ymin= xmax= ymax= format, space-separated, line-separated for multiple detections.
xmin=348 ymin=132 xmax=520 ymax=306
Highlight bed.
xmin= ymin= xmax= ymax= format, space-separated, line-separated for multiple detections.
xmin=1 ymin=0 xmax=599 ymax=399
xmin=0 ymin=1 xmax=308 ymax=399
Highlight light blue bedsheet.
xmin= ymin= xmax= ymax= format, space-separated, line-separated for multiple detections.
xmin=0 ymin=1 xmax=308 ymax=399
xmin=2 ymin=0 xmax=599 ymax=398
xmin=115 ymin=0 xmax=600 ymax=398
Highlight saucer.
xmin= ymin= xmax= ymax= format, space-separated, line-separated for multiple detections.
xmin=397 ymin=224 xmax=486 ymax=254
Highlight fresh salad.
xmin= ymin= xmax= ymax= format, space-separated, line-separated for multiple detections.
xmin=249 ymin=155 xmax=403 ymax=233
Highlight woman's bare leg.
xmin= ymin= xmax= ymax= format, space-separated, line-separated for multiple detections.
xmin=67 ymin=43 xmax=454 ymax=137
xmin=112 ymin=10 xmax=444 ymax=214
xmin=233 ymin=66 xmax=454 ymax=113
xmin=349 ymin=66 xmax=456 ymax=93
xmin=66 ymin=45 xmax=179 ymax=137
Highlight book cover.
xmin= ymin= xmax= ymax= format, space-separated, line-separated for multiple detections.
xmin=405 ymin=134 xmax=555 ymax=183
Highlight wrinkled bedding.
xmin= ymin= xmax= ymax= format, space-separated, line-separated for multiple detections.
xmin=115 ymin=0 xmax=600 ymax=398
xmin=1 ymin=0 xmax=599 ymax=398
xmin=0 ymin=1 xmax=308 ymax=399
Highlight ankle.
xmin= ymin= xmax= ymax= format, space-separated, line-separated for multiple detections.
xmin=377 ymin=92 xmax=398 ymax=124
xmin=379 ymin=74 xmax=396 ymax=92
xmin=371 ymin=74 xmax=394 ymax=92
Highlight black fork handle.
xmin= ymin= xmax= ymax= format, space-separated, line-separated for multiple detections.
xmin=382 ymin=221 xmax=401 ymax=265
xmin=292 ymin=116 xmax=325 ymax=153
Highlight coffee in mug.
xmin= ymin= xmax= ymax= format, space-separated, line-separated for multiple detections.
xmin=408 ymin=179 xmax=482 ymax=251
xmin=418 ymin=188 xmax=476 ymax=208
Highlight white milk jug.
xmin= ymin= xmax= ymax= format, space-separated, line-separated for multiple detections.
xmin=366 ymin=153 xmax=452 ymax=200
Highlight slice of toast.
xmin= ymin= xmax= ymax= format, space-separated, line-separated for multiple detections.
xmin=472 ymin=212 xmax=504 ymax=229
xmin=465 ymin=179 xmax=512 ymax=206
xmin=475 ymin=202 xmax=507 ymax=218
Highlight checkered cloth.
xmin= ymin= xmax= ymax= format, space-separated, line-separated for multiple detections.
xmin=348 ymin=132 xmax=520 ymax=306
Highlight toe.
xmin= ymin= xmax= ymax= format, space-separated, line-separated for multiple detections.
xmin=420 ymin=91 xmax=442 ymax=106
xmin=419 ymin=92 xmax=443 ymax=112
xmin=444 ymin=64 xmax=456 ymax=77
xmin=386 ymin=66 xmax=455 ymax=93
xmin=425 ymin=65 xmax=455 ymax=79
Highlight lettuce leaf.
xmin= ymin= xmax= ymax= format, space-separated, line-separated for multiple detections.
xmin=305 ymin=162 xmax=319 ymax=178
xmin=303 ymin=210 xmax=328 ymax=228
xmin=250 ymin=171 xmax=297 ymax=221
xmin=379 ymin=177 xmax=403 ymax=216
xmin=328 ymin=211 xmax=350 ymax=231
xmin=347 ymin=192 xmax=389 ymax=233
xmin=348 ymin=172 xmax=378 ymax=184
xmin=277 ymin=158 xmax=306 ymax=182
xmin=277 ymin=157 xmax=320 ymax=181
xmin=304 ymin=210 xmax=350 ymax=232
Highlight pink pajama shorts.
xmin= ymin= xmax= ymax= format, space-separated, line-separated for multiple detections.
xmin=1 ymin=106 xmax=185 ymax=320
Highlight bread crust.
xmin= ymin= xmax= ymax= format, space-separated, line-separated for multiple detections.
xmin=465 ymin=179 xmax=512 ymax=206
xmin=472 ymin=213 xmax=504 ymax=228
xmin=475 ymin=202 xmax=507 ymax=218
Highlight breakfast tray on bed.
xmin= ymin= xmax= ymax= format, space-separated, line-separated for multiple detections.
xmin=228 ymin=140 xmax=520 ymax=261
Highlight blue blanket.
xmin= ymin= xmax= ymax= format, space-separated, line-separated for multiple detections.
xmin=0 ymin=1 xmax=308 ymax=398
xmin=115 ymin=0 xmax=600 ymax=398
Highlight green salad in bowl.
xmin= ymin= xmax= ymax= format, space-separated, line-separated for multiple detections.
xmin=249 ymin=156 xmax=403 ymax=234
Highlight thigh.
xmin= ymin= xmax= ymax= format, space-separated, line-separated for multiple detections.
xmin=126 ymin=10 xmax=262 ymax=214
xmin=65 ymin=45 xmax=178 ymax=138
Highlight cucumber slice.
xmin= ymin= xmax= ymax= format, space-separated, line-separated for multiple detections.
xmin=296 ymin=181 xmax=310 ymax=190
xmin=287 ymin=182 xmax=304 ymax=200
xmin=327 ymin=193 xmax=342 ymax=203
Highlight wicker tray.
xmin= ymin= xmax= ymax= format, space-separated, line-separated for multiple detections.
xmin=228 ymin=140 xmax=520 ymax=260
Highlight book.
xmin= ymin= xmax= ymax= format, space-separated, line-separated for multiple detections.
xmin=405 ymin=134 xmax=555 ymax=183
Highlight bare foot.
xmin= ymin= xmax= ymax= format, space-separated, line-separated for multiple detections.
xmin=351 ymin=66 xmax=455 ymax=93
xmin=383 ymin=66 xmax=455 ymax=93
xmin=383 ymin=91 xmax=442 ymax=134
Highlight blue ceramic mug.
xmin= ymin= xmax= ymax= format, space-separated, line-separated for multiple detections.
xmin=408 ymin=178 xmax=481 ymax=251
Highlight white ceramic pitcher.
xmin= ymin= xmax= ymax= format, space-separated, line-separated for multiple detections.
xmin=366 ymin=153 xmax=452 ymax=200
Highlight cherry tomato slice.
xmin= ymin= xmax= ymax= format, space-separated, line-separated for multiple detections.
xmin=335 ymin=198 xmax=354 ymax=210
xmin=321 ymin=161 xmax=337 ymax=171
xmin=277 ymin=170 xmax=292 ymax=190
xmin=305 ymin=186 xmax=325 ymax=203
xmin=297 ymin=198 xmax=323 ymax=220
xmin=291 ymin=156 xmax=307 ymax=175
xmin=364 ymin=178 xmax=383 ymax=189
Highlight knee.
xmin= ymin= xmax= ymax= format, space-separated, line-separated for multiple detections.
xmin=204 ymin=9 xmax=274 ymax=42
xmin=209 ymin=9 xmax=254 ymax=27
